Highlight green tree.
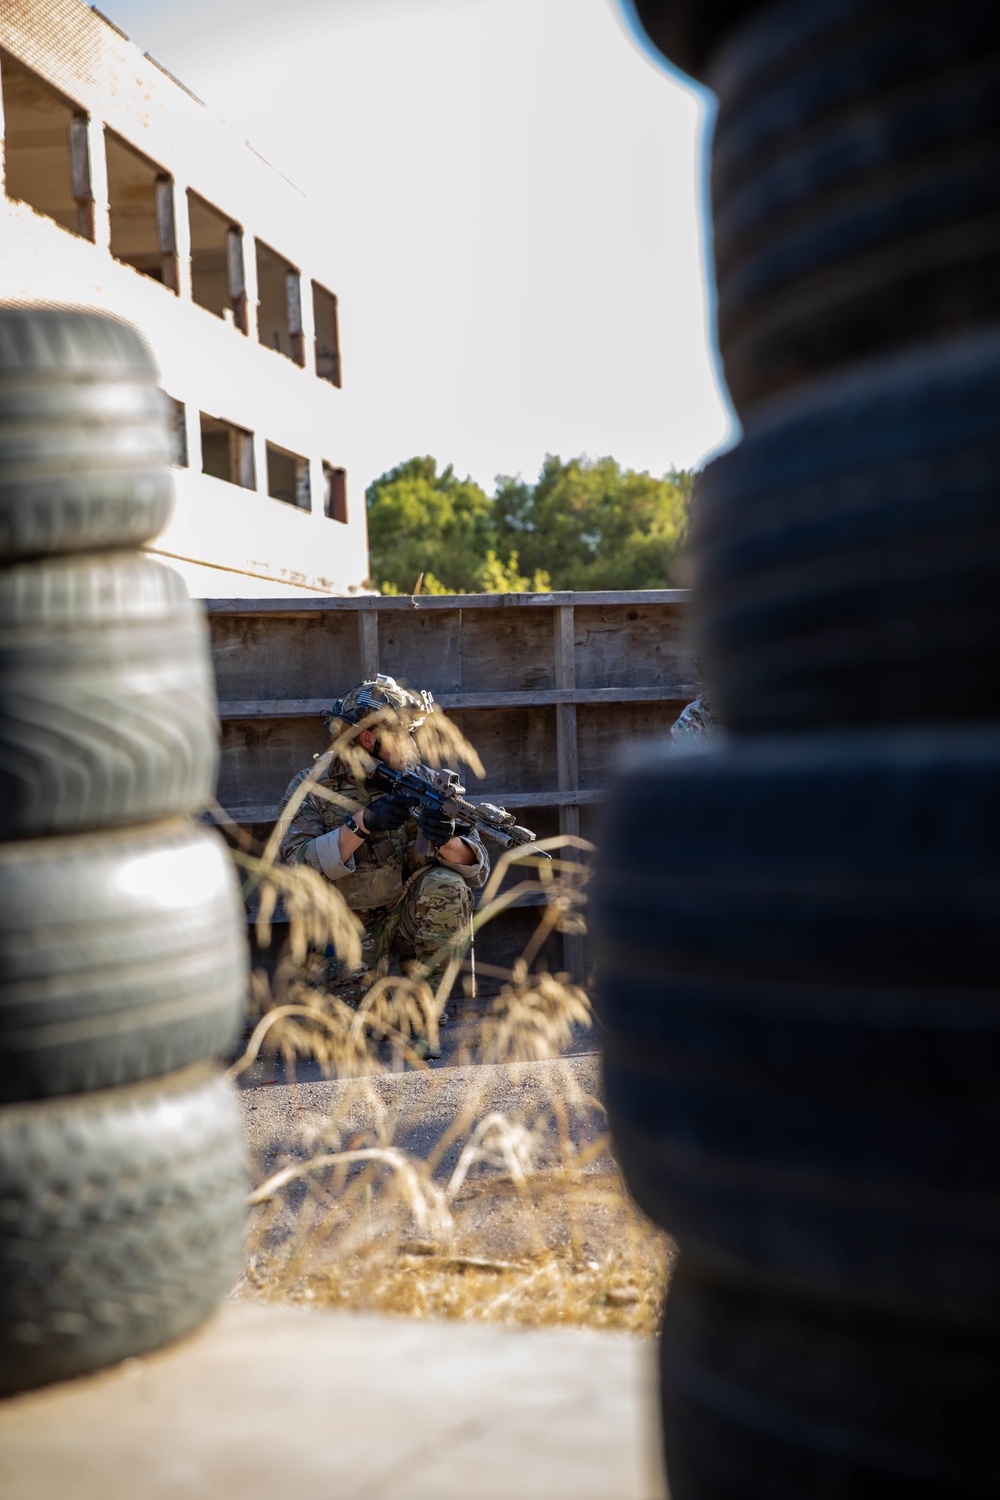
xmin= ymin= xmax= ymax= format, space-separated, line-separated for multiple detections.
xmin=367 ymin=453 xmax=692 ymax=595
xmin=494 ymin=455 xmax=692 ymax=591
xmin=365 ymin=457 xmax=495 ymax=595
xmin=478 ymin=548 xmax=551 ymax=595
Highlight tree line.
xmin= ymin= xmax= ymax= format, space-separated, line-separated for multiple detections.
xmin=365 ymin=454 xmax=694 ymax=596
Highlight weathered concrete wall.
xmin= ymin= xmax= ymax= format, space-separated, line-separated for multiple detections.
xmin=0 ymin=0 xmax=369 ymax=597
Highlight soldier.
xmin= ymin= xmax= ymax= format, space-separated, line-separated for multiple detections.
xmin=278 ymin=675 xmax=489 ymax=1006
xmin=670 ymin=692 xmax=716 ymax=749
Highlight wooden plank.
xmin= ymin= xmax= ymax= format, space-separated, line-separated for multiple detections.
xmin=449 ymin=704 xmax=557 ymax=797
xmin=465 ymin=678 xmax=691 ymax=710
xmin=467 ymin=787 xmax=605 ymax=812
xmin=204 ymin=589 xmax=689 ymax=616
xmin=575 ymin=601 xmax=695 ymax=692
xmin=216 ymin=720 xmax=327 ymax=813
xmin=378 ymin=607 xmax=464 ymax=692
xmin=212 ymin=788 xmax=607 ymax=825
xmin=217 ymin=698 xmax=333 ymax=720
xmin=553 ymin=606 xmax=579 ymax=794
xmin=358 ymin=610 xmax=380 ymax=678
xmin=577 ymin=701 xmax=683 ymax=792
xmin=458 ymin=606 xmax=554 ymax=694
xmin=553 ymin=605 xmax=585 ymax=982
xmin=209 ymin=611 xmax=361 ymax=703
xmin=215 ymin=684 xmax=697 ymax=719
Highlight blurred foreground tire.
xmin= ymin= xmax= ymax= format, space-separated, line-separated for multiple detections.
xmin=709 ymin=0 xmax=1000 ymax=411
xmin=693 ymin=328 xmax=1000 ymax=731
xmin=0 ymin=552 xmax=217 ymax=837
xmin=0 ymin=308 xmax=174 ymax=561
xmin=659 ymin=1266 xmax=1000 ymax=1500
xmin=630 ymin=0 xmax=761 ymax=79
xmin=594 ymin=728 xmax=1000 ymax=1322
xmin=0 ymin=820 xmax=247 ymax=1102
xmin=0 ymin=1063 xmax=247 ymax=1397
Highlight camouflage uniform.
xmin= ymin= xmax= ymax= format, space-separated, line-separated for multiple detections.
xmin=278 ymin=757 xmax=489 ymax=980
xmin=670 ymin=694 xmax=716 ymax=750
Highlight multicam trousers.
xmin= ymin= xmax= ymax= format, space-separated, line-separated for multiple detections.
xmin=360 ymin=866 xmax=474 ymax=980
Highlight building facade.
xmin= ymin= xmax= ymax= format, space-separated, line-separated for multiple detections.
xmin=0 ymin=0 xmax=369 ymax=598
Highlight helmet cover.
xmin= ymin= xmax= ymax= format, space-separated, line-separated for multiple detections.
xmin=324 ymin=673 xmax=435 ymax=732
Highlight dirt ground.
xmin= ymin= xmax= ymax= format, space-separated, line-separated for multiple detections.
xmin=235 ymin=1056 xmax=674 ymax=1334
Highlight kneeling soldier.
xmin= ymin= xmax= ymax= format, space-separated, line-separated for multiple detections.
xmin=278 ymin=676 xmax=489 ymax=996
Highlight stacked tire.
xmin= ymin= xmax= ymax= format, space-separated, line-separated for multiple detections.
xmin=598 ymin=2 xmax=1000 ymax=1495
xmin=0 ymin=309 xmax=248 ymax=1396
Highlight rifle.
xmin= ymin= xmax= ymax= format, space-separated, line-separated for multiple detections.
xmin=367 ymin=761 xmax=552 ymax=861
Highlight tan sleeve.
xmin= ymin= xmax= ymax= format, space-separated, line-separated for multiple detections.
xmin=303 ymin=828 xmax=357 ymax=881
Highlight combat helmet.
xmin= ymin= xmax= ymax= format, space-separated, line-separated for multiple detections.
xmin=323 ymin=673 xmax=435 ymax=733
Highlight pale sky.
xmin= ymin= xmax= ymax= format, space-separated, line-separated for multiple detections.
xmin=99 ymin=0 xmax=736 ymax=496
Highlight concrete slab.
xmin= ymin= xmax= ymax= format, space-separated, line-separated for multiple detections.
xmin=0 ymin=1302 xmax=666 ymax=1500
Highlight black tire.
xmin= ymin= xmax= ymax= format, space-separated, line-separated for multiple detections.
xmin=692 ymin=327 xmax=1000 ymax=732
xmin=0 ymin=819 xmax=247 ymax=1102
xmin=708 ymin=0 xmax=1000 ymax=410
xmin=0 ymin=552 xmax=218 ymax=837
xmin=0 ymin=1063 xmax=248 ymax=1397
xmin=659 ymin=1265 xmax=1000 ymax=1500
xmin=594 ymin=729 xmax=1000 ymax=1321
xmin=630 ymin=0 xmax=761 ymax=80
xmin=0 ymin=309 xmax=174 ymax=560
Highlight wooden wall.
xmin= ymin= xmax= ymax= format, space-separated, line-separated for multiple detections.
xmin=206 ymin=590 xmax=696 ymax=977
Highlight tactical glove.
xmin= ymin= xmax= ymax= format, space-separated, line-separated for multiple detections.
xmin=362 ymin=791 xmax=416 ymax=834
xmin=417 ymin=805 xmax=471 ymax=849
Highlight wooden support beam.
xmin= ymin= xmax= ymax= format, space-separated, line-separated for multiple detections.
xmin=553 ymin=605 xmax=579 ymax=814
xmin=473 ymin=789 xmax=605 ymax=809
xmin=554 ymin=605 xmax=585 ymax=982
xmin=358 ymin=611 xmax=380 ymax=678
xmin=215 ymin=684 xmax=696 ymax=720
xmin=205 ymin=589 xmax=690 ymax=616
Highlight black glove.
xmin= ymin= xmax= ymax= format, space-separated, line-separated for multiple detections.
xmin=362 ymin=792 xmax=416 ymax=834
xmin=417 ymin=805 xmax=472 ymax=849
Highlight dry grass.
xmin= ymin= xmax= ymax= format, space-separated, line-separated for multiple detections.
xmin=234 ymin=1061 xmax=673 ymax=1334
xmin=223 ymin=709 xmax=673 ymax=1335
xmin=240 ymin=1208 xmax=670 ymax=1335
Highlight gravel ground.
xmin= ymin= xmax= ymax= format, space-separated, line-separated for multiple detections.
xmin=234 ymin=1054 xmax=653 ymax=1270
xmin=240 ymin=1053 xmax=605 ymax=1179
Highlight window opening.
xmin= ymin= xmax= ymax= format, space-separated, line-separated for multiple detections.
xmin=166 ymin=397 xmax=188 ymax=467
xmin=266 ymin=443 xmax=311 ymax=511
xmin=0 ymin=51 xmax=93 ymax=239
xmin=188 ymin=191 xmax=247 ymax=331
xmin=255 ymin=240 xmax=304 ymax=365
xmin=200 ymin=413 xmax=255 ymax=490
xmin=323 ymin=463 xmax=348 ymax=523
xmin=312 ymin=282 xmax=341 ymax=386
xmin=105 ymin=130 xmax=177 ymax=289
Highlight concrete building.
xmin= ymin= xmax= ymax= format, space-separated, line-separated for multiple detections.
xmin=0 ymin=0 xmax=369 ymax=598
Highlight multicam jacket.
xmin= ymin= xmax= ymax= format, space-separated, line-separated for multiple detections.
xmin=670 ymin=694 xmax=716 ymax=750
xmin=278 ymin=758 xmax=489 ymax=912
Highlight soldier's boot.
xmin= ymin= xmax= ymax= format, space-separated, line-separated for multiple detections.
xmin=320 ymin=926 xmax=382 ymax=1008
